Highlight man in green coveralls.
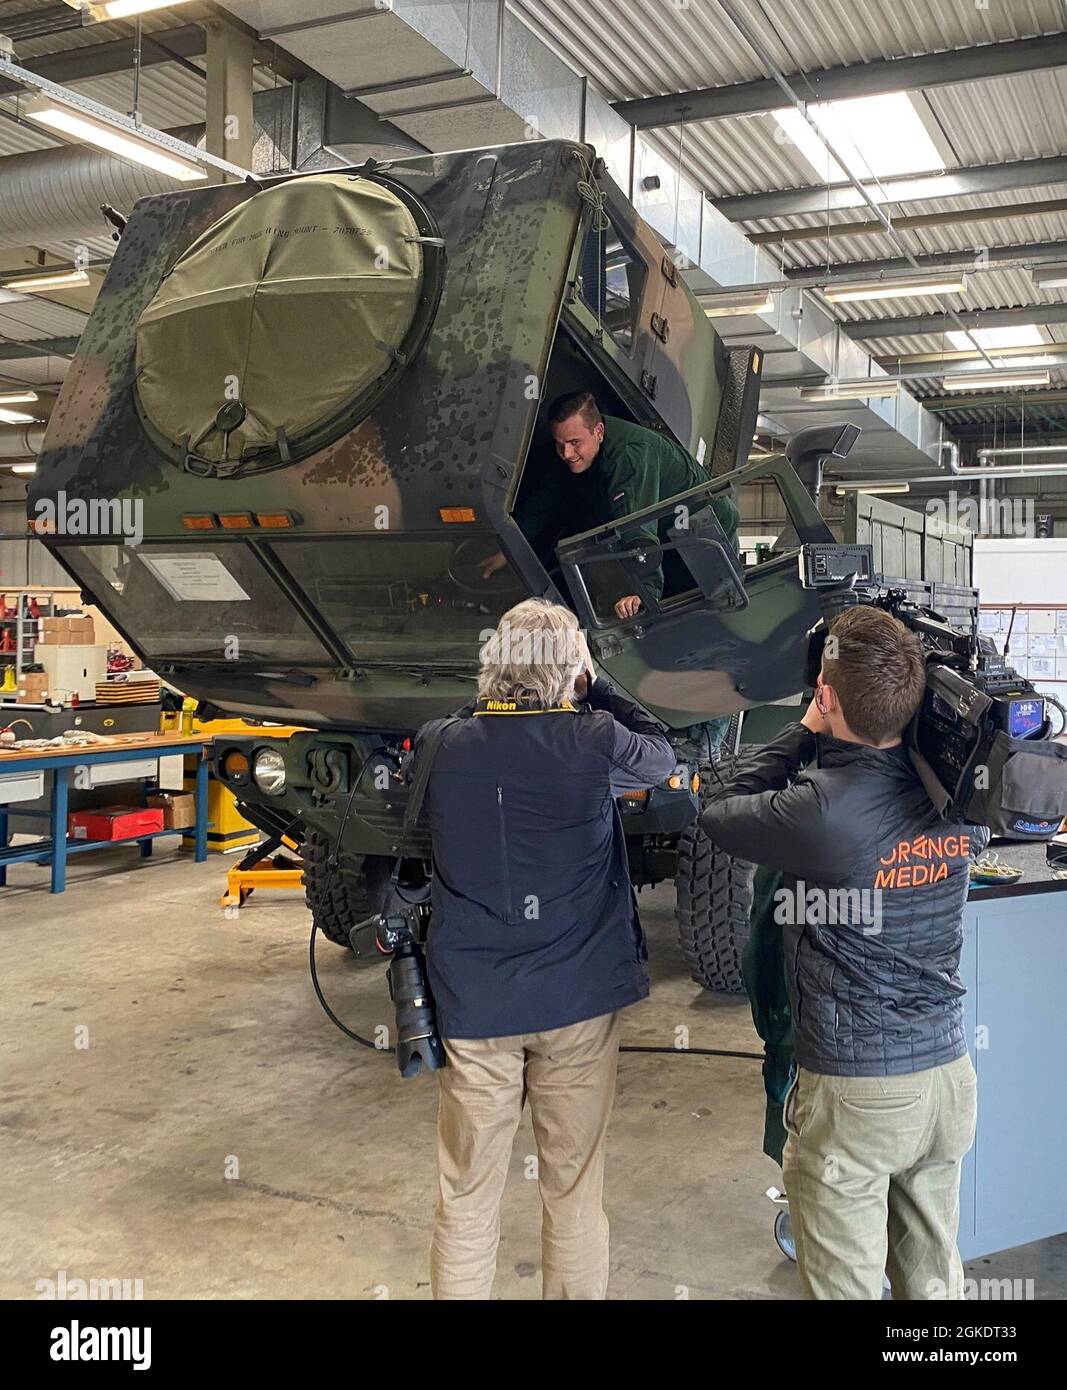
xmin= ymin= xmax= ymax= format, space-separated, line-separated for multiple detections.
xmin=481 ymin=391 xmax=739 ymax=619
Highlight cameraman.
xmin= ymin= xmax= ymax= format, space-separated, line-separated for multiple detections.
xmin=701 ymin=605 xmax=981 ymax=1300
xmin=413 ymin=598 xmax=674 ymax=1300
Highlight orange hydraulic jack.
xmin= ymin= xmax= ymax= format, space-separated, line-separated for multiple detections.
xmin=221 ymin=830 xmax=303 ymax=909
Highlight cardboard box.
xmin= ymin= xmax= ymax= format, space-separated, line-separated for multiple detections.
xmin=68 ymin=806 xmax=164 ymax=841
xmin=39 ymin=615 xmax=95 ymax=645
xmin=147 ymin=791 xmax=196 ymax=830
xmin=15 ymin=670 xmax=49 ymax=702
xmin=36 ymin=644 xmax=108 ymax=701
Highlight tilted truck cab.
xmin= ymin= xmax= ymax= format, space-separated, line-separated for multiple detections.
xmin=30 ymin=139 xmax=873 ymax=974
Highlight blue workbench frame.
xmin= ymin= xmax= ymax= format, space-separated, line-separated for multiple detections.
xmin=0 ymin=740 xmax=209 ymax=892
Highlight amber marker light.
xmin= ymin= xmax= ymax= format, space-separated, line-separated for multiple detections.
xmin=221 ymin=749 xmax=250 ymax=781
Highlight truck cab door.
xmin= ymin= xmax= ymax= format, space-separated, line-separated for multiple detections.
xmin=556 ymin=454 xmax=874 ymax=729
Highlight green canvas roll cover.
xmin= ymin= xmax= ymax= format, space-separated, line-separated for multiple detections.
xmin=135 ymin=172 xmax=425 ymax=466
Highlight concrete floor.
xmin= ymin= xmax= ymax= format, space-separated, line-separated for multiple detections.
xmin=2 ymin=842 xmax=1065 ymax=1300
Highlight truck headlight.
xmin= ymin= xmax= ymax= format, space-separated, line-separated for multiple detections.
xmin=252 ymin=747 xmax=286 ymax=794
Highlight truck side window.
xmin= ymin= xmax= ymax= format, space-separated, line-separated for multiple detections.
xmin=735 ymin=476 xmax=801 ymax=566
xmin=579 ymin=211 xmax=647 ymax=352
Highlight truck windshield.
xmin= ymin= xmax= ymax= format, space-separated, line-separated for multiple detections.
xmin=61 ymin=543 xmax=333 ymax=664
xmin=268 ymin=536 xmax=525 ymax=664
xmin=61 ymin=535 xmax=526 ymax=668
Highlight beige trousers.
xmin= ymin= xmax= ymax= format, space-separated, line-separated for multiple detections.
xmin=782 ymin=1052 xmax=978 ymax=1300
xmin=431 ymin=1010 xmax=621 ymax=1300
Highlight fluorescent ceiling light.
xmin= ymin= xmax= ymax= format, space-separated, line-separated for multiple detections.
xmin=0 ymin=268 xmax=89 ymax=293
xmin=977 ymin=444 xmax=1067 ymax=458
xmin=701 ymin=289 xmax=775 ymax=318
xmin=0 ymin=391 xmax=38 ymax=405
xmin=942 ymin=368 xmax=1051 ymax=391
xmin=772 ymin=92 xmax=944 ymax=183
xmin=944 ymin=326 xmax=1053 ymax=369
xmin=0 ymin=408 xmax=36 ymax=424
xmin=800 ymin=380 xmax=901 ymax=401
xmin=947 ymin=325 xmax=1044 ymax=351
xmin=1032 ymin=264 xmax=1067 ymax=290
xmin=824 ymin=274 xmax=965 ymax=303
xmin=10 ymin=464 xmax=37 ymax=475
xmin=64 ymin=0 xmax=192 ymax=18
xmin=22 ymin=96 xmax=207 ymax=182
xmin=835 ymin=483 xmax=911 ymax=494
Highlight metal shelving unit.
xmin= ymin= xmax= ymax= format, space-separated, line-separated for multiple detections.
xmin=0 ymin=590 xmax=58 ymax=690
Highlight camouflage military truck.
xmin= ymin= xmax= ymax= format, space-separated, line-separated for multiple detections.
xmin=29 ymin=138 xmax=884 ymax=989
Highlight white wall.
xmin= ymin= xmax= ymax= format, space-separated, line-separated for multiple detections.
xmin=974 ymin=539 xmax=1067 ymax=603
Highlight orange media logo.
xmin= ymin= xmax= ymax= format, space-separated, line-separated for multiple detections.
xmin=874 ymin=833 xmax=971 ymax=890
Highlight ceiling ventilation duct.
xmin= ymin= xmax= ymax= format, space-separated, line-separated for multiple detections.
xmin=0 ymin=77 xmax=422 ymax=250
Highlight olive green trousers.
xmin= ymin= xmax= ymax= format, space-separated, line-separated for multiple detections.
xmin=782 ymin=1052 xmax=978 ymax=1300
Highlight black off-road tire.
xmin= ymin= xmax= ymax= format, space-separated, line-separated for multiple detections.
xmin=302 ymin=830 xmax=391 ymax=948
xmin=675 ymin=750 xmax=756 ymax=993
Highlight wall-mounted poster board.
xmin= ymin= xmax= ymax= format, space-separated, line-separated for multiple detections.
xmin=974 ymin=540 xmax=1067 ymax=703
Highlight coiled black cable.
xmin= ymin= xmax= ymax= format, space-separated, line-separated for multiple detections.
xmin=308 ymin=747 xmax=391 ymax=1052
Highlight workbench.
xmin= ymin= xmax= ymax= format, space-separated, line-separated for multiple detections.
xmin=0 ymin=734 xmax=211 ymax=893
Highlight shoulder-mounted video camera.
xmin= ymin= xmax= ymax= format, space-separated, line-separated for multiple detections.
xmin=806 ymin=589 xmax=1067 ymax=839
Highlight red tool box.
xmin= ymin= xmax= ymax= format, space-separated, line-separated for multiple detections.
xmin=68 ymin=806 xmax=164 ymax=841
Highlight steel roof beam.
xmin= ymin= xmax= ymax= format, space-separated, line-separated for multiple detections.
xmin=613 ymin=33 xmax=1067 ymax=130
xmin=718 ymin=155 xmax=1067 ymax=222
xmin=0 ymin=335 xmax=79 ymax=361
xmin=843 ymin=304 xmax=1067 ymax=339
xmin=749 ymin=195 xmax=1067 ymax=245
xmin=0 ymin=25 xmax=209 ymax=98
xmin=785 ymin=240 xmax=1067 ymax=281
xmin=921 ymin=387 xmax=1067 ymax=411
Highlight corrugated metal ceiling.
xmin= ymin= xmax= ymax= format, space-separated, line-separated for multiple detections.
xmin=2 ymin=0 xmax=1065 ymax=433
xmin=516 ymin=0 xmax=1066 ymax=93
xmin=0 ymin=354 xmax=68 ymax=388
xmin=0 ymin=1 xmax=285 ymax=159
xmin=1 ymin=0 xmax=197 ymax=55
xmin=0 ymin=295 xmax=89 ymax=340
xmin=512 ymin=0 xmax=1067 ymax=429
xmin=515 ymin=0 xmax=1067 ymax=189
xmin=748 ymin=182 xmax=1067 ymax=275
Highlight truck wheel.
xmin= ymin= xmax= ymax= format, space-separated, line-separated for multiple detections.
xmin=302 ymin=830 xmax=391 ymax=948
xmin=675 ymin=752 xmax=756 ymax=994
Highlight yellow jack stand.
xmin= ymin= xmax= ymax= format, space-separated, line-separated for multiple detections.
xmin=221 ymin=832 xmax=304 ymax=910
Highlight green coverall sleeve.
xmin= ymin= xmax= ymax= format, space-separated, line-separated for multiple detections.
xmin=605 ymin=445 xmax=668 ymax=599
xmin=513 ymin=472 xmax=566 ymax=561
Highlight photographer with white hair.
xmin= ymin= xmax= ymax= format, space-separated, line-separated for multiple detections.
xmin=409 ymin=598 xmax=674 ymax=1301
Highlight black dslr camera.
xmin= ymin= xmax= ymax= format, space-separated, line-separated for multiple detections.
xmin=807 ymin=589 xmax=1067 ymax=839
xmin=349 ymin=902 xmax=445 ymax=1078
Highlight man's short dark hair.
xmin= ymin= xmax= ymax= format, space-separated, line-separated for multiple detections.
xmin=822 ymin=606 xmax=926 ymax=744
xmin=548 ymin=391 xmax=602 ymax=430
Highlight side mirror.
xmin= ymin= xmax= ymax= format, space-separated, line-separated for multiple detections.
xmin=786 ymin=422 xmax=861 ymax=505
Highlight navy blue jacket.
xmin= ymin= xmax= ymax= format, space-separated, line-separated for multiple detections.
xmin=413 ymin=681 xmax=676 ymax=1039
